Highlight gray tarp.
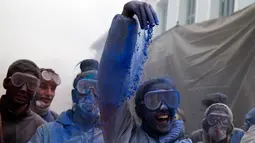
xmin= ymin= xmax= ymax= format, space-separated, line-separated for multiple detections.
xmin=142 ymin=4 xmax=255 ymax=134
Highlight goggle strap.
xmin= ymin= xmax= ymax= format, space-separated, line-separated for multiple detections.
xmin=73 ymin=61 xmax=82 ymax=73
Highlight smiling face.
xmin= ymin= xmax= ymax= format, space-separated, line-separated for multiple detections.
xmin=5 ymin=72 xmax=40 ymax=114
xmin=142 ymin=104 xmax=175 ymax=134
xmin=35 ymin=79 xmax=57 ymax=108
xmin=137 ymin=82 xmax=177 ymax=134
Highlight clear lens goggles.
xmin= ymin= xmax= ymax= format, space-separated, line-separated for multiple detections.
xmin=206 ymin=113 xmax=231 ymax=127
xmin=143 ymin=89 xmax=180 ymax=110
xmin=76 ymin=78 xmax=98 ymax=95
xmin=10 ymin=72 xmax=40 ymax=91
xmin=41 ymin=71 xmax=61 ymax=85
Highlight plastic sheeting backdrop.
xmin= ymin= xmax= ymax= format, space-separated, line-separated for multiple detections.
xmin=142 ymin=4 xmax=255 ymax=133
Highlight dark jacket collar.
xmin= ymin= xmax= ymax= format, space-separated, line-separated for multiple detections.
xmin=0 ymin=95 xmax=31 ymax=122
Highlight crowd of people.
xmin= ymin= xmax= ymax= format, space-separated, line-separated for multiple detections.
xmin=0 ymin=1 xmax=255 ymax=143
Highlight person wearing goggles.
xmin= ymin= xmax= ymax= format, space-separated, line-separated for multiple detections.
xmin=190 ymin=103 xmax=244 ymax=143
xmin=97 ymin=1 xmax=191 ymax=143
xmin=241 ymin=107 xmax=255 ymax=143
xmin=30 ymin=68 xmax=61 ymax=122
xmin=0 ymin=59 xmax=46 ymax=143
xmin=28 ymin=59 xmax=104 ymax=143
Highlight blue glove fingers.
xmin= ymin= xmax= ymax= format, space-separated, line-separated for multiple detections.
xmin=144 ymin=4 xmax=155 ymax=26
xmin=149 ymin=5 xmax=159 ymax=25
xmin=139 ymin=5 xmax=148 ymax=30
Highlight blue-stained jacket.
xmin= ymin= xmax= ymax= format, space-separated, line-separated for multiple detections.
xmin=41 ymin=110 xmax=58 ymax=122
xmin=28 ymin=110 xmax=104 ymax=143
xmin=98 ymin=14 xmax=192 ymax=143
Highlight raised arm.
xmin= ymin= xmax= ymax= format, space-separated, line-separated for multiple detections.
xmin=98 ymin=1 xmax=158 ymax=143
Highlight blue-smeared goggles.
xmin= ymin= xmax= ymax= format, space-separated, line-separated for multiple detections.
xmin=76 ymin=78 xmax=98 ymax=95
xmin=141 ymin=89 xmax=180 ymax=111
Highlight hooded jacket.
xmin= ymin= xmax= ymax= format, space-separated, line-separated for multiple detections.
xmin=191 ymin=128 xmax=244 ymax=143
xmin=190 ymin=103 xmax=244 ymax=143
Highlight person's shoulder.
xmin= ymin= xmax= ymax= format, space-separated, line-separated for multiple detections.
xmin=230 ymin=128 xmax=245 ymax=141
xmin=37 ymin=120 xmax=61 ymax=132
xmin=232 ymin=127 xmax=245 ymax=134
xmin=241 ymin=126 xmax=255 ymax=143
xmin=29 ymin=110 xmax=46 ymax=126
xmin=50 ymin=110 xmax=59 ymax=119
xmin=175 ymin=138 xmax=193 ymax=143
xmin=191 ymin=129 xmax=203 ymax=136
xmin=190 ymin=129 xmax=203 ymax=143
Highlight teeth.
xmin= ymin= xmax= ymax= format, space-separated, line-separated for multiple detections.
xmin=158 ymin=115 xmax=168 ymax=119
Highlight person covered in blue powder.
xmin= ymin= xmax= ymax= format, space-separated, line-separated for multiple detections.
xmin=30 ymin=68 xmax=61 ymax=122
xmin=98 ymin=1 xmax=191 ymax=143
xmin=28 ymin=59 xmax=104 ymax=143
xmin=190 ymin=103 xmax=244 ymax=143
xmin=241 ymin=107 xmax=255 ymax=143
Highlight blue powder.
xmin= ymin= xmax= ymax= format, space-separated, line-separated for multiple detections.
xmin=126 ymin=26 xmax=154 ymax=100
xmin=96 ymin=25 xmax=154 ymax=133
xmin=98 ymin=21 xmax=154 ymax=106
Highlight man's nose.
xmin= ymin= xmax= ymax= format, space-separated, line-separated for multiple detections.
xmin=160 ymin=103 xmax=168 ymax=110
xmin=20 ymin=83 xmax=28 ymax=91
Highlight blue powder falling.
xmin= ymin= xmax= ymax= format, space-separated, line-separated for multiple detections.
xmin=98 ymin=20 xmax=154 ymax=107
xmin=126 ymin=26 xmax=154 ymax=99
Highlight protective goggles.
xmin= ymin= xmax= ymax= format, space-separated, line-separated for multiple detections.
xmin=76 ymin=78 xmax=98 ymax=95
xmin=206 ymin=113 xmax=231 ymax=127
xmin=141 ymin=89 xmax=180 ymax=110
xmin=41 ymin=70 xmax=61 ymax=85
xmin=9 ymin=72 xmax=40 ymax=91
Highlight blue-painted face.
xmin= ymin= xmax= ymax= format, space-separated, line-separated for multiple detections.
xmin=72 ymin=77 xmax=100 ymax=124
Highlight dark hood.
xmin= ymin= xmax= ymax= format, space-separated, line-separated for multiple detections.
xmin=245 ymin=107 xmax=255 ymax=125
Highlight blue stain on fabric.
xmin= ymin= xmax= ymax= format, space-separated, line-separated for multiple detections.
xmin=160 ymin=120 xmax=185 ymax=143
xmin=27 ymin=110 xmax=104 ymax=143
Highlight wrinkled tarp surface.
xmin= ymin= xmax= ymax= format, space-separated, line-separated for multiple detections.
xmin=142 ymin=4 xmax=255 ymax=134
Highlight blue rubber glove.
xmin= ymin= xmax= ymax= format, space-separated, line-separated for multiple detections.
xmin=122 ymin=1 xmax=159 ymax=29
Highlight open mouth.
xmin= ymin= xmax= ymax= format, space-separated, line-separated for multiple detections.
xmin=155 ymin=114 xmax=171 ymax=124
xmin=40 ymin=98 xmax=51 ymax=103
xmin=15 ymin=96 xmax=27 ymax=102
